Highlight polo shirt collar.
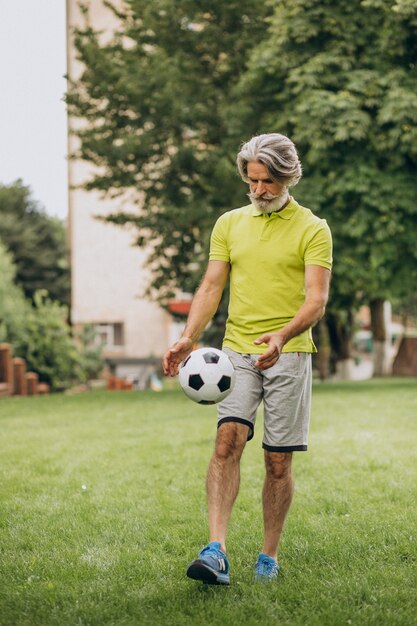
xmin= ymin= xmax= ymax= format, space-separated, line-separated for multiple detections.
xmin=250 ymin=197 xmax=298 ymax=220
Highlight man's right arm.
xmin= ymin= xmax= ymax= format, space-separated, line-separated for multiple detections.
xmin=162 ymin=260 xmax=230 ymax=377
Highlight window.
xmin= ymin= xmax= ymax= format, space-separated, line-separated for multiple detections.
xmin=95 ymin=323 xmax=124 ymax=348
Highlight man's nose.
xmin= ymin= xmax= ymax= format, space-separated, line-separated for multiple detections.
xmin=254 ymin=180 xmax=266 ymax=195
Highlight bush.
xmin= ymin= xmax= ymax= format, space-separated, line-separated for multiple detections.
xmin=0 ymin=241 xmax=104 ymax=390
xmin=74 ymin=324 xmax=105 ymax=382
xmin=0 ymin=240 xmax=29 ymax=346
xmin=13 ymin=291 xmax=81 ymax=390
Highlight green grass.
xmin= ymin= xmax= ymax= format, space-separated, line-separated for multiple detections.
xmin=0 ymin=378 xmax=416 ymax=626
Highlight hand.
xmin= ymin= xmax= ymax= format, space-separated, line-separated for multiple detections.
xmin=253 ymin=332 xmax=286 ymax=370
xmin=162 ymin=337 xmax=194 ymax=377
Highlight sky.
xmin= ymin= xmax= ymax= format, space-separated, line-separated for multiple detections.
xmin=0 ymin=1 xmax=68 ymax=219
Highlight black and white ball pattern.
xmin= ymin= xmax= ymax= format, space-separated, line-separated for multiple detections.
xmin=179 ymin=347 xmax=235 ymax=404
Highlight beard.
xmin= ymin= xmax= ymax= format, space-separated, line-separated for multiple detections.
xmin=248 ymin=188 xmax=290 ymax=214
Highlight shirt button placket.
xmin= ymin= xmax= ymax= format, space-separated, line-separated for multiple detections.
xmin=260 ymin=215 xmax=272 ymax=242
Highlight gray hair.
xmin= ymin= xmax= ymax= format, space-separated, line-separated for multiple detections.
xmin=237 ymin=133 xmax=302 ymax=187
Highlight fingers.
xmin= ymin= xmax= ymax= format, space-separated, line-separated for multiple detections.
xmin=162 ymin=339 xmax=193 ymax=377
xmin=164 ymin=355 xmax=180 ymax=377
xmin=254 ymin=332 xmax=285 ymax=370
xmin=254 ymin=338 xmax=276 ymax=362
xmin=254 ymin=334 xmax=270 ymax=345
xmin=162 ymin=347 xmax=181 ymax=377
xmin=254 ymin=346 xmax=280 ymax=370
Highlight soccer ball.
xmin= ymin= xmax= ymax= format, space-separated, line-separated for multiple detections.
xmin=179 ymin=347 xmax=235 ymax=405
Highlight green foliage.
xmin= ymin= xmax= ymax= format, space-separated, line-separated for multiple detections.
xmin=0 ymin=241 xmax=77 ymax=389
xmin=234 ymin=0 xmax=417 ymax=310
xmin=12 ymin=292 xmax=105 ymax=391
xmin=75 ymin=324 xmax=106 ymax=381
xmin=12 ymin=291 xmax=80 ymax=390
xmin=0 ymin=240 xmax=29 ymax=346
xmin=393 ymin=293 xmax=417 ymax=330
xmin=66 ymin=0 xmax=271 ymax=304
xmin=0 ymin=180 xmax=70 ymax=306
xmin=0 ymin=241 xmax=103 ymax=390
xmin=67 ymin=0 xmax=417 ymax=358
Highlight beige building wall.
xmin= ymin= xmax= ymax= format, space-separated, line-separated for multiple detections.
xmin=67 ymin=0 xmax=173 ymax=367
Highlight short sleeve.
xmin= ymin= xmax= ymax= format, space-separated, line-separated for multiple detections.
xmin=304 ymin=220 xmax=333 ymax=270
xmin=209 ymin=215 xmax=230 ymax=262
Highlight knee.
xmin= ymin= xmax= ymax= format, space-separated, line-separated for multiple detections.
xmin=214 ymin=424 xmax=247 ymax=462
xmin=264 ymin=452 xmax=292 ymax=481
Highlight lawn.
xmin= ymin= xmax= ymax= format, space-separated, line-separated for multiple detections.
xmin=0 ymin=378 xmax=416 ymax=626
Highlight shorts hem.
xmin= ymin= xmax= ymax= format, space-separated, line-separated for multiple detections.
xmin=262 ymin=443 xmax=308 ymax=452
xmin=217 ymin=417 xmax=254 ymax=441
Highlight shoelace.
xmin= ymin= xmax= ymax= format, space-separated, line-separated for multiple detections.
xmin=200 ymin=545 xmax=222 ymax=558
xmin=258 ymin=558 xmax=278 ymax=576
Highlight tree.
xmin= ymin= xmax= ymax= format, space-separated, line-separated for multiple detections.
xmin=0 ymin=240 xmax=29 ymax=347
xmin=0 ymin=181 xmax=70 ymax=306
xmin=0 ymin=239 xmax=103 ymax=391
xmin=67 ymin=0 xmax=417 ymax=374
xmin=233 ymin=0 xmax=417 ymax=374
xmin=66 ymin=0 xmax=271 ymax=305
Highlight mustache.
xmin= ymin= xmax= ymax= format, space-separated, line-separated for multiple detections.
xmin=247 ymin=191 xmax=281 ymax=201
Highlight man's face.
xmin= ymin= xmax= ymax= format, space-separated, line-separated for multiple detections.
xmin=247 ymin=162 xmax=287 ymax=213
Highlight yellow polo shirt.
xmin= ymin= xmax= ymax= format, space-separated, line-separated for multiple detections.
xmin=209 ymin=199 xmax=333 ymax=354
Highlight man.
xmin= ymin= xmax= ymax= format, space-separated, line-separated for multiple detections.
xmin=163 ymin=133 xmax=332 ymax=585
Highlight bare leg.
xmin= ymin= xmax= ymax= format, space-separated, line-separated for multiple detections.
xmin=206 ymin=422 xmax=249 ymax=553
xmin=262 ymin=451 xmax=294 ymax=560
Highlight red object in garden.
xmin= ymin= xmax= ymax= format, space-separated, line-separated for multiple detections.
xmin=26 ymin=372 xmax=39 ymax=396
xmin=0 ymin=343 xmax=13 ymax=396
xmin=13 ymin=358 xmax=27 ymax=396
xmin=167 ymin=300 xmax=192 ymax=316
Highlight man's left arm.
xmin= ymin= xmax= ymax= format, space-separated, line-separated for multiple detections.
xmin=254 ymin=265 xmax=331 ymax=370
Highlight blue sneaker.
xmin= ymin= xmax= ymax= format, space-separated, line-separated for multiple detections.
xmin=254 ymin=553 xmax=280 ymax=582
xmin=187 ymin=542 xmax=230 ymax=585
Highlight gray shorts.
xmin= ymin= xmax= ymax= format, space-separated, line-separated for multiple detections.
xmin=218 ymin=348 xmax=312 ymax=452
